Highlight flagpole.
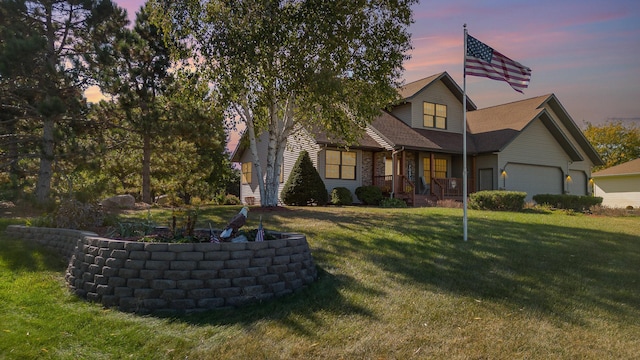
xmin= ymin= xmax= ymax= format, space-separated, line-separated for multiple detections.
xmin=462 ymin=24 xmax=468 ymax=241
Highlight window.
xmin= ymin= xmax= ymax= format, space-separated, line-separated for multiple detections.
xmin=326 ymin=150 xmax=356 ymax=180
xmin=423 ymin=158 xmax=447 ymax=183
xmin=423 ymin=102 xmax=447 ymax=129
xmin=241 ymin=162 xmax=252 ymax=184
xmin=385 ymin=157 xmax=400 ymax=176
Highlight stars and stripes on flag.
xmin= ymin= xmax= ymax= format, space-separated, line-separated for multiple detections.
xmin=255 ymin=216 xmax=264 ymax=242
xmin=465 ymin=34 xmax=531 ymax=93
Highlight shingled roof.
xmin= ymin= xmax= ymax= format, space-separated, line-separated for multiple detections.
xmin=368 ymin=111 xmax=475 ymax=153
xmin=592 ymin=158 xmax=640 ymax=177
xmin=467 ymin=95 xmax=549 ymax=153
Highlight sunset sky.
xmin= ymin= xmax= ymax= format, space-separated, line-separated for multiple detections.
xmin=110 ymin=0 xmax=640 ymax=150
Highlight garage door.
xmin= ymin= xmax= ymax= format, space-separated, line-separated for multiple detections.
xmin=569 ymin=170 xmax=587 ymax=196
xmin=505 ymin=164 xmax=563 ymax=200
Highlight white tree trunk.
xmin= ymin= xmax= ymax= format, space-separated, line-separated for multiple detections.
xmin=240 ymin=94 xmax=295 ymax=207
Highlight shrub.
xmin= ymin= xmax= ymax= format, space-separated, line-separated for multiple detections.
xmin=380 ymin=197 xmax=408 ymax=208
xmin=355 ymin=185 xmax=383 ymax=205
xmin=281 ymin=151 xmax=328 ymax=206
xmin=469 ymin=190 xmax=526 ymax=211
xmin=53 ymin=199 xmax=105 ymax=229
xmin=212 ymin=192 xmax=241 ymax=205
xmin=532 ymin=194 xmax=603 ymax=212
xmin=331 ymin=187 xmax=353 ymax=206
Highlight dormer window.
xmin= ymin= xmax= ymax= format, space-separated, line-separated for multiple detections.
xmin=423 ymin=102 xmax=447 ymax=129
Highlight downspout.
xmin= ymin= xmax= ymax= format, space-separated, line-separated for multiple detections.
xmin=391 ymin=146 xmax=405 ymax=198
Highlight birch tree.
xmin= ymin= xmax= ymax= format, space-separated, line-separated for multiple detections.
xmin=151 ymin=0 xmax=415 ymax=207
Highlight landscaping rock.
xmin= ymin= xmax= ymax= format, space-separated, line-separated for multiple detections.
xmin=101 ymin=194 xmax=136 ymax=209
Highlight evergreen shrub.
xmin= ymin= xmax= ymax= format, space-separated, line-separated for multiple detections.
xmin=355 ymin=185 xmax=383 ymax=205
xmin=469 ymin=190 xmax=526 ymax=211
xmin=281 ymin=151 xmax=328 ymax=206
xmin=532 ymin=194 xmax=603 ymax=212
xmin=380 ymin=197 xmax=407 ymax=208
xmin=331 ymin=187 xmax=353 ymax=206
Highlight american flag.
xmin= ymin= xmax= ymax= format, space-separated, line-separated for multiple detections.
xmin=255 ymin=216 xmax=264 ymax=242
xmin=466 ymin=34 xmax=532 ymax=93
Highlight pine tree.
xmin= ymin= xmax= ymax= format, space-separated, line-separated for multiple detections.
xmin=281 ymin=151 xmax=327 ymax=206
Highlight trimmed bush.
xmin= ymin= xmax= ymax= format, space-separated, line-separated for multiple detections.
xmin=532 ymin=194 xmax=603 ymax=212
xmin=469 ymin=190 xmax=526 ymax=212
xmin=331 ymin=187 xmax=353 ymax=206
xmin=380 ymin=197 xmax=408 ymax=208
xmin=281 ymin=151 xmax=328 ymax=206
xmin=355 ymin=185 xmax=384 ymax=205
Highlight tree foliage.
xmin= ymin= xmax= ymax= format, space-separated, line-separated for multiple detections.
xmin=0 ymin=0 xmax=127 ymax=203
xmin=583 ymin=121 xmax=640 ymax=170
xmin=150 ymin=0 xmax=416 ymax=206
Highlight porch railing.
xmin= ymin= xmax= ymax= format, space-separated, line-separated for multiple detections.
xmin=373 ymin=175 xmax=475 ymax=203
xmin=373 ymin=175 xmax=415 ymax=205
xmin=431 ymin=178 xmax=474 ymax=200
xmin=373 ymin=175 xmax=393 ymax=193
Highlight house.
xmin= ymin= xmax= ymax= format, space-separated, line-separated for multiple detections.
xmin=232 ymin=72 xmax=603 ymax=206
xmin=592 ymin=158 xmax=640 ymax=208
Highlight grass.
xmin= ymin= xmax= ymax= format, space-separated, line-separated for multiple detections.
xmin=1 ymin=206 xmax=639 ymax=359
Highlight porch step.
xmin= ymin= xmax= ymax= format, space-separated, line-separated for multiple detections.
xmin=413 ymin=194 xmax=437 ymax=207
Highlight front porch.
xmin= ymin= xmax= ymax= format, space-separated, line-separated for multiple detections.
xmin=373 ymin=175 xmax=474 ymax=206
xmin=370 ymin=150 xmax=476 ymax=207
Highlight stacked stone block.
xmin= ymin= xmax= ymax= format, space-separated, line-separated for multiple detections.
xmin=5 ymin=225 xmax=317 ymax=313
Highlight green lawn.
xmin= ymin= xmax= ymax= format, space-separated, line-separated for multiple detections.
xmin=1 ymin=206 xmax=639 ymax=359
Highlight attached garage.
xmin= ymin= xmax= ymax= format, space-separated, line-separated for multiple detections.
xmin=568 ymin=170 xmax=588 ymax=196
xmin=504 ymin=164 xmax=563 ymax=200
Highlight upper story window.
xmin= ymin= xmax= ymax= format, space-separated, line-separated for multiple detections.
xmin=241 ymin=162 xmax=252 ymax=184
xmin=423 ymin=102 xmax=447 ymax=129
xmin=326 ymin=149 xmax=356 ymax=180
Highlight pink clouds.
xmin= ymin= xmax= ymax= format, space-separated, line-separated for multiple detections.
xmin=109 ymin=0 xmax=640 ymax=130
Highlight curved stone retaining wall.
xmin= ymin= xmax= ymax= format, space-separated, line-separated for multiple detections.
xmin=5 ymin=225 xmax=317 ymax=314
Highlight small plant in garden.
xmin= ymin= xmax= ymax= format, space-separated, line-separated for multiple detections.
xmin=355 ymin=185 xmax=383 ymax=205
xmin=532 ymin=194 xmax=603 ymax=212
xmin=331 ymin=187 xmax=353 ymax=206
xmin=380 ymin=197 xmax=408 ymax=208
xmin=469 ymin=190 xmax=527 ymax=211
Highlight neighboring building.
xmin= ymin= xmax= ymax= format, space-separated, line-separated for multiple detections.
xmin=232 ymin=72 xmax=603 ymax=206
xmin=592 ymin=158 xmax=640 ymax=209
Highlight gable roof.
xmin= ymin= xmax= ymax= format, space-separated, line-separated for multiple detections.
xmin=399 ymin=72 xmax=477 ymax=111
xmin=592 ymin=158 xmax=640 ymax=177
xmin=467 ymin=94 xmax=603 ymax=165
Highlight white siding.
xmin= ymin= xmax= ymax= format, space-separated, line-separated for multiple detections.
xmin=594 ymin=175 xmax=640 ymax=208
xmin=408 ymin=80 xmax=464 ymax=133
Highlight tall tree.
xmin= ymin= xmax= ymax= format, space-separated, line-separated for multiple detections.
xmin=583 ymin=121 xmax=640 ymax=171
xmin=151 ymin=0 xmax=416 ymax=206
xmin=0 ymin=0 xmax=126 ymax=203
xmin=96 ymin=2 xmax=177 ymax=203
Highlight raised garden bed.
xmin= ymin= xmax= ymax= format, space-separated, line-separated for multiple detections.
xmin=4 ymin=225 xmax=317 ymax=314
